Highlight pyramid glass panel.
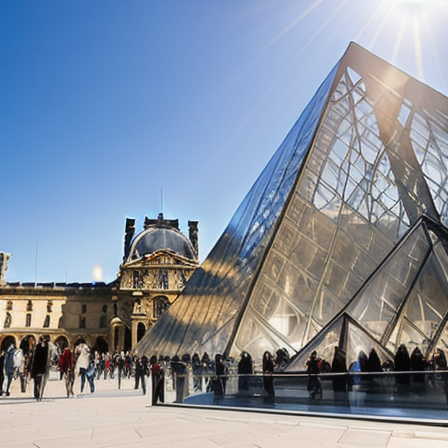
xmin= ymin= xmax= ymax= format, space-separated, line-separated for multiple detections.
xmin=285 ymin=316 xmax=344 ymax=371
xmin=345 ymin=320 xmax=394 ymax=367
xmin=136 ymin=43 xmax=448 ymax=368
xmin=411 ymin=110 xmax=448 ymax=226
xmin=402 ymin=238 xmax=448 ymax=349
xmin=395 ymin=318 xmax=430 ymax=354
xmin=436 ymin=321 xmax=448 ymax=352
xmin=346 ymin=223 xmax=430 ymax=340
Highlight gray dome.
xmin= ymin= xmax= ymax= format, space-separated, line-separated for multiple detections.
xmin=130 ymin=227 xmax=196 ymax=260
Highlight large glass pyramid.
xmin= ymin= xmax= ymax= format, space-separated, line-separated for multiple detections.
xmin=136 ymin=42 xmax=448 ymax=369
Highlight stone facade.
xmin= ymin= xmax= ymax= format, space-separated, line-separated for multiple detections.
xmin=0 ymin=214 xmax=199 ymax=355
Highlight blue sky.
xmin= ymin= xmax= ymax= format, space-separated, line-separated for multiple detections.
xmin=1 ymin=0 xmax=447 ymax=283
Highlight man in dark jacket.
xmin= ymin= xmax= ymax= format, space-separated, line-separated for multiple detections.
xmin=31 ymin=336 xmax=49 ymax=401
xmin=0 ymin=350 xmax=5 ymax=396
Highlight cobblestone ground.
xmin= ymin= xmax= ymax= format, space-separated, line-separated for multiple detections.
xmin=1 ymin=375 xmax=448 ymax=448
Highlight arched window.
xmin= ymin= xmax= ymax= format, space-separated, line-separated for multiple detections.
xmin=153 ymin=296 xmax=170 ymax=318
xmin=95 ymin=336 xmax=108 ymax=354
xmin=1 ymin=335 xmax=16 ymax=351
xmin=137 ymin=322 xmax=146 ymax=342
xmin=124 ymin=327 xmax=132 ymax=352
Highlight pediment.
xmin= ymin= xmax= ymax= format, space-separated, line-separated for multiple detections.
xmin=122 ymin=249 xmax=198 ymax=269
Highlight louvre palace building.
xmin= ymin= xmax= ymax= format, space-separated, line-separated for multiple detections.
xmin=0 ymin=214 xmax=199 ymax=356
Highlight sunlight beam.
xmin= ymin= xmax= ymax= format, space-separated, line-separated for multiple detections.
xmin=412 ymin=15 xmax=425 ymax=81
xmin=353 ymin=1 xmax=386 ymax=43
xmin=368 ymin=9 xmax=391 ymax=49
xmin=391 ymin=17 xmax=408 ymax=65
xmin=423 ymin=13 xmax=447 ymax=92
xmin=267 ymin=0 xmax=325 ymax=47
xmin=265 ymin=0 xmax=348 ymax=55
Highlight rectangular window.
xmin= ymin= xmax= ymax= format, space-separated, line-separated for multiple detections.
xmin=79 ymin=316 xmax=86 ymax=328
xmin=26 ymin=313 xmax=32 ymax=327
xmin=43 ymin=315 xmax=50 ymax=328
xmin=81 ymin=304 xmax=87 ymax=314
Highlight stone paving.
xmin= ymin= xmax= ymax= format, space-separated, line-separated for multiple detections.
xmin=1 ymin=376 xmax=448 ymax=448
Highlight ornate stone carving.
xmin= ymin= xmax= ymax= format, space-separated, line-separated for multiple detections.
xmin=0 ymin=252 xmax=12 ymax=286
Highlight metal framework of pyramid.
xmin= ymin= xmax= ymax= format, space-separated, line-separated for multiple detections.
xmin=136 ymin=42 xmax=448 ymax=370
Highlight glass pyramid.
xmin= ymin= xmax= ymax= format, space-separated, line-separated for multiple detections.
xmin=136 ymin=43 xmax=448 ymax=369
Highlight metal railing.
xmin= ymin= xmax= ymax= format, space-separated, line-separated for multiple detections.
xmin=152 ymin=369 xmax=448 ymax=423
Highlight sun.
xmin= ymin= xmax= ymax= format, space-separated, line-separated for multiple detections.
xmin=93 ymin=265 xmax=103 ymax=282
xmin=390 ymin=0 xmax=444 ymax=14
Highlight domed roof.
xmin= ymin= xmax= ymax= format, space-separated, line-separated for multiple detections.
xmin=129 ymin=227 xmax=196 ymax=260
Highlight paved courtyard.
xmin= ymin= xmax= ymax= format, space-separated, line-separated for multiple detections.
xmin=1 ymin=376 xmax=448 ymax=448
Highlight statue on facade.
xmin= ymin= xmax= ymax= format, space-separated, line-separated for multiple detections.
xmin=133 ymin=298 xmax=142 ymax=314
xmin=0 ymin=252 xmax=12 ymax=286
xmin=123 ymin=218 xmax=136 ymax=262
xmin=188 ymin=221 xmax=199 ymax=256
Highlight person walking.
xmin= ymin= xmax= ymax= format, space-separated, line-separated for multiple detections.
xmin=30 ymin=336 xmax=49 ymax=401
xmin=238 ymin=351 xmax=253 ymax=394
xmin=115 ymin=352 xmax=125 ymax=389
xmin=74 ymin=339 xmax=90 ymax=394
xmin=59 ymin=346 xmax=75 ymax=398
xmin=0 ymin=350 xmax=5 ymax=396
xmin=331 ymin=346 xmax=348 ymax=405
xmin=394 ymin=344 xmax=411 ymax=387
xmin=306 ymin=350 xmax=322 ymax=399
xmin=262 ymin=351 xmax=276 ymax=402
xmin=85 ymin=354 xmax=96 ymax=393
xmin=141 ymin=355 xmax=149 ymax=395
xmin=134 ymin=355 xmax=148 ymax=394
xmin=4 ymin=344 xmax=16 ymax=397
xmin=191 ymin=353 xmax=202 ymax=392
xmin=150 ymin=355 xmax=164 ymax=405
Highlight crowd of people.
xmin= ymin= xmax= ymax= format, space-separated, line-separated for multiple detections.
xmin=305 ymin=344 xmax=448 ymax=400
xmin=1 ymin=341 xmax=447 ymax=405
xmin=0 ymin=338 xmax=159 ymax=401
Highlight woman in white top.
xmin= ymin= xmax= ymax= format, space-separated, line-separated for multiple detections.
xmin=74 ymin=340 xmax=90 ymax=394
